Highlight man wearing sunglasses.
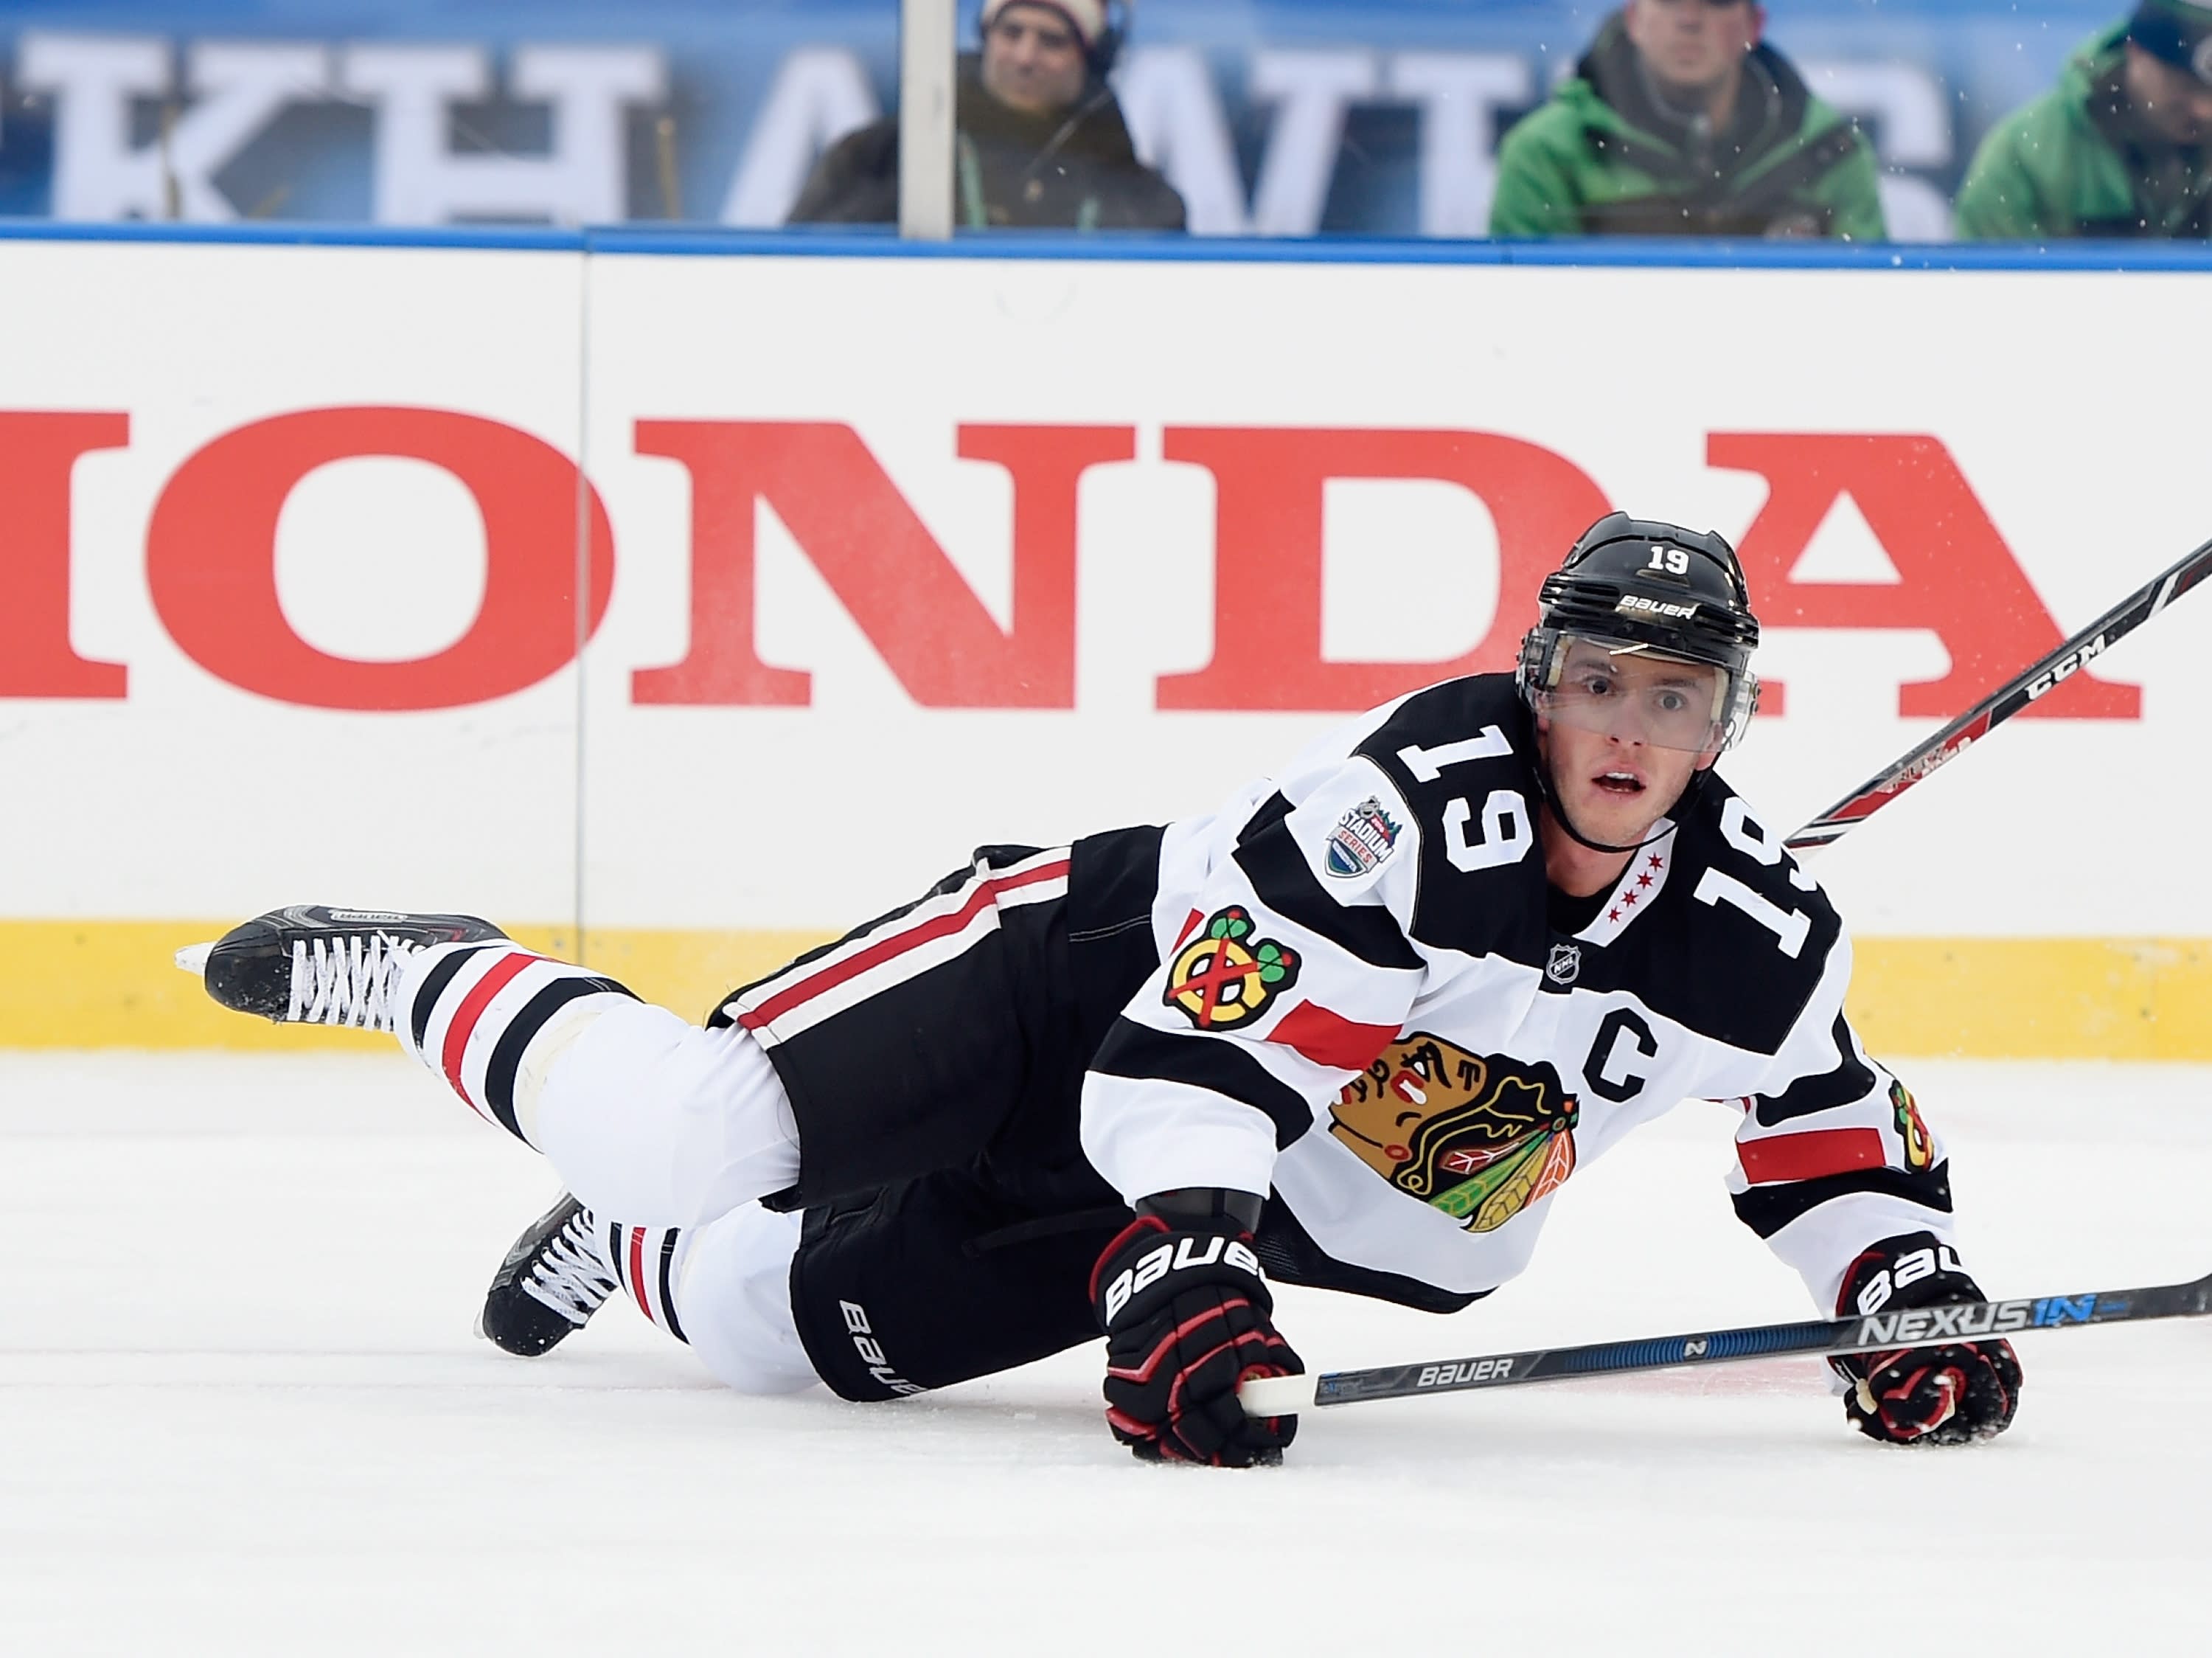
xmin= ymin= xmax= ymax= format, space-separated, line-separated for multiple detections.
xmin=1491 ymin=0 xmax=1885 ymax=239
xmin=185 ymin=515 xmax=2017 ymax=1466
xmin=1956 ymin=1 xmax=2212 ymax=238
xmin=789 ymin=0 xmax=1184 ymax=232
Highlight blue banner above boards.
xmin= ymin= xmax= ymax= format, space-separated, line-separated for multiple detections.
xmin=0 ymin=1 xmax=2135 ymax=237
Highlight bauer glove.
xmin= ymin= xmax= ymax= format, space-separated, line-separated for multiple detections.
xmin=1090 ymin=1190 xmax=1302 ymax=1467
xmin=1829 ymin=1231 xmax=2022 ymax=1446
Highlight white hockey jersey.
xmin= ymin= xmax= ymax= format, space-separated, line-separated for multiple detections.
xmin=1078 ymin=673 xmax=1955 ymax=1315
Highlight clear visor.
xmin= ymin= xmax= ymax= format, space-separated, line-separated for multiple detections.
xmin=1530 ymin=634 xmax=1734 ymax=753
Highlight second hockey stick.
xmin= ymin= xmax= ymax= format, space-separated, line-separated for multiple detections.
xmin=1785 ymin=533 xmax=2212 ymax=852
xmin=1239 ymin=1266 xmax=2212 ymax=1415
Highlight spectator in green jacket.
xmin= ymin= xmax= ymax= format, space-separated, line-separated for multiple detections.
xmin=1490 ymin=1 xmax=1885 ymax=240
xmin=1955 ymin=3 xmax=2212 ymax=238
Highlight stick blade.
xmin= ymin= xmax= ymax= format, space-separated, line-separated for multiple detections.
xmin=174 ymin=942 xmax=212 ymax=977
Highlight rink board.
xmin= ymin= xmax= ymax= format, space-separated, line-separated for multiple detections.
xmin=10 ymin=923 xmax=2210 ymax=1062
xmin=2 ymin=230 xmax=2208 ymax=1055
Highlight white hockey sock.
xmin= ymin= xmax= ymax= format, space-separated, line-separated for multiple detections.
xmin=593 ymin=1206 xmax=820 ymax=1395
xmin=530 ymin=1000 xmax=803 ymax=1229
xmin=598 ymin=1214 xmax=692 ymax=1344
xmin=394 ymin=941 xmax=639 ymax=1148
xmin=676 ymin=1204 xmax=818 ymax=1395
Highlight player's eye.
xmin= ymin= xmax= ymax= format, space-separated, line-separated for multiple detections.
xmin=1571 ymin=670 xmax=1616 ymax=697
xmin=1652 ymin=687 xmax=1691 ymax=715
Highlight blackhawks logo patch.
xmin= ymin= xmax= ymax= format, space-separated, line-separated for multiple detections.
xmin=1329 ymin=1033 xmax=1579 ymax=1233
xmin=1164 ymin=906 xmax=1301 ymax=1030
xmin=1891 ymin=1079 xmax=1934 ymax=1172
xmin=1324 ymin=797 xmax=1402 ymax=878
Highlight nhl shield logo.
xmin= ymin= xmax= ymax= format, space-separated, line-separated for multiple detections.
xmin=1546 ymin=943 xmax=1581 ymax=985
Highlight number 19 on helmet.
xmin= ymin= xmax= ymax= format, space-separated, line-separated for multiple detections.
xmin=1517 ymin=513 xmax=1762 ymax=755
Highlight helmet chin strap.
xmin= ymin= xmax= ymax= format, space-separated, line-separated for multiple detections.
xmin=1531 ymin=749 xmax=1705 ymax=857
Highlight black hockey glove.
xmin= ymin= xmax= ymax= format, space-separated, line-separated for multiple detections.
xmin=1829 ymin=1232 xmax=2022 ymax=1446
xmin=1090 ymin=1191 xmax=1303 ymax=1468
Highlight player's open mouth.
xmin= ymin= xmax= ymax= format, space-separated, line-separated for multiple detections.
xmin=1594 ymin=770 xmax=1645 ymax=796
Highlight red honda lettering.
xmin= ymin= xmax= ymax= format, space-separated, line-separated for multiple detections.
xmin=145 ymin=408 xmax=612 ymax=712
xmin=632 ymin=421 xmax=1133 ymax=707
xmin=1155 ymin=429 xmax=1610 ymax=710
xmin=1714 ymin=433 xmax=2136 ymax=719
xmin=0 ymin=412 xmax=132 ymax=698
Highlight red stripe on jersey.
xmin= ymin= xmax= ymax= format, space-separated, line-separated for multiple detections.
xmin=439 ymin=951 xmax=539 ymax=1105
xmin=1173 ymin=909 xmax=1204 ymax=948
xmin=740 ymin=859 xmax=1071 ymax=1029
xmin=1737 ymin=1127 xmax=1886 ymax=1185
xmin=627 ymin=1227 xmax=653 ymax=1319
xmin=1267 ymin=1001 xmax=1397 ymax=1072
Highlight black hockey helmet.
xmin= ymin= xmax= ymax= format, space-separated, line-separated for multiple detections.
xmin=1517 ymin=513 xmax=1761 ymax=752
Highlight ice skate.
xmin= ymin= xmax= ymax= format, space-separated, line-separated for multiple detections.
xmin=176 ymin=905 xmax=507 ymax=1032
xmin=477 ymin=1194 xmax=618 ymax=1356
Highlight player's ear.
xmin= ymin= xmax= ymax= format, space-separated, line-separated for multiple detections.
xmin=1694 ymin=747 xmax=1720 ymax=773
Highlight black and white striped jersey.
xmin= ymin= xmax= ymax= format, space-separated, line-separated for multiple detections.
xmin=1078 ymin=673 xmax=1954 ymax=1315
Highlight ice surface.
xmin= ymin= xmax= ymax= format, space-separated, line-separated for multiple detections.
xmin=3 ymin=1053 xmax=2208 ymax=1655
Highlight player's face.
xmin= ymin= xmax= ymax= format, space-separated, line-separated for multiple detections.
xmin=982 ymin=4 xmax=1091 ymax=116
xmin=1624 ymin=0 xmax=1764 ymax=99
xmin=1537 ymin=715 xmax=1717 ymax=849
xmin=2124 ymin=44 xmax=2212 ymax=145
xmin=1534 ymin=641 xmax=1722 ymax=843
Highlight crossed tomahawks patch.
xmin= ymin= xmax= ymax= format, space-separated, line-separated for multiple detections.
xmin=1164 ymin=906 xmax=1301 ymax=1030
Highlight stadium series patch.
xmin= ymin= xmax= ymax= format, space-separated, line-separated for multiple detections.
xmin=1324 ymin=797 xmax=1402 ymax=878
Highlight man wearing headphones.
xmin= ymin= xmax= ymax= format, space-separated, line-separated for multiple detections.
xmin=789 ymin=0 xmax=1186 ymax=231
xmin=189 ymin=513 xmax=2023 ymax=1467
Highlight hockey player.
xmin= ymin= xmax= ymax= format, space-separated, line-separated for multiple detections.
xmin=185 ymin=514 xmax=2020 ymax=1466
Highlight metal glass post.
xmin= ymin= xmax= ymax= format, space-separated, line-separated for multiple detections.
xmin=898 ymin=0 xmax=957 ymax=238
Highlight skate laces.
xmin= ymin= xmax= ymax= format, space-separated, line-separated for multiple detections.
xmin=521 ymin=1209 xmax=619 ymax=1326
xmin=287 ymin=932 xmax=414 ymax=1030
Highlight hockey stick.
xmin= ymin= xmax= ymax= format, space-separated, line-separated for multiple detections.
xmin=1239 ymin=1268 xmax=2212 ymax=1415
xmin=1240 ymin=539 xmax=2212 ymax=1418
xmin=1784 ymin=534 xmax=2212 ymax=852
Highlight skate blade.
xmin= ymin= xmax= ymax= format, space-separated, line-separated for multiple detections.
xmin=174 ymin=942 xmax=212 ymax=977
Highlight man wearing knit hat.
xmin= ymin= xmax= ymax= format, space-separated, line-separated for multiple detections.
xmin=1956 ymin=2 xmax=2212 ymax=237
xmin=1490 ymin=1 xmax=1885 ymax=239
xmin=790 ymin=0 xmax=1185 ymax=231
